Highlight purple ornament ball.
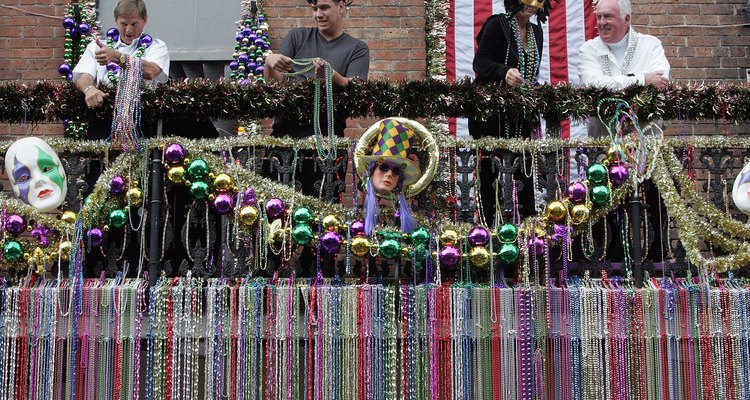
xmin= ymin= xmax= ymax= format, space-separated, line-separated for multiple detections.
xmin=66 ymin=73 xmax=73 ymax=81
xmin=87 ymin=228 xmax=104 ymax=247
xmin=254 ymin=66 xmax=265 ymax=75
xmin=468 ymin=226 xmax=490 ymax=247
xmin=5 ymin=215 xmax=26 ymax=236
xmin=439 ymin=246 xmax=461 ymax=268
xmin=247 ymin=61 xmax=258 ymax=70
xmin=107 ymin=28 xmax=119 ymax=39
xmin=58 ymin=63 xmax=72 ymax=76
xmin=63 ymin=17 xmax=76 ymax=29
xmin=609 ymin=164 xmax=630 ymax=186
xmin=229 ymin=61 xmax=239 ymax=71
xmin=110 ymin=176 xmax=126 ymax=195
xmin=69 ymin=27 xmax=80 ymax=39
xmin=106 ymin=62 xmax=120 ymax=73
xmin=238 ymin=53 xmax=249 ymax=64
xmin=78 ymin=23 xmax=90 ymax=35
xmin=567 ymin=181 xmax=588 ymax=203
xmin=164 ymin=143 xmax=185 ymax=164
xmin=320 ymin=231 xmax=342 ymax=254
xmin=350 ymin=220 xmax=365 ymax=236
xmin=213 ymin=194 xmax=234 ymax=215
xmin=139 ymin=34 xmax=153 ymax=47
xmin=248 ymin=33 xmax=258 ymax=42
xmin=265 ymin=198 xmax=285 ymax=219
xmin=235 ymin=33 xmax=245 ymax=42
xmin=253 ymin=38 xmax=265 ymax=47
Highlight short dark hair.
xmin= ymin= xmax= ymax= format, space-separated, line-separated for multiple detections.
xmin=307 ymin=0 xmax=353 ymax=6
xmin=114 ymin=0 xmax=148 ymax=19
xmin=504 ymin=0 xmax=550 ymax=23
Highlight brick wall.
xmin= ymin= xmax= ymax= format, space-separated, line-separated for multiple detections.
xmin=0 ymin=1 xmax=67 ymax=136
xmin=0 ymin=0 xmax=748 ymax=139
xmin=633 ymin=1 xmax=749 ymax=82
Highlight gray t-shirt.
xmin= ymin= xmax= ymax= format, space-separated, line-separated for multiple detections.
xmin=272 ymin=28 xmax=370 ymax=137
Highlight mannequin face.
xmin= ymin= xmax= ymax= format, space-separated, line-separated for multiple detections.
xmin=733 ymin=162 xmax=750 ymax=216
xmin=5 ymin=138 xmax=67 ymax=212
xmin=371 ymin=161 xmax=404 ymax=195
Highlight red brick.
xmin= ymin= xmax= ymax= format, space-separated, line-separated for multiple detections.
xmin=699 ymin=4 xmax=736 ymax=15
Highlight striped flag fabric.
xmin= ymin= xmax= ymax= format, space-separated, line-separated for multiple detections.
xmin=446 ymin=0 xmax=598 ymax=139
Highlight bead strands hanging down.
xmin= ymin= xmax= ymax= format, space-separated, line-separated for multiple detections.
xmin=284 ymin=58 xmax=337 ymax=162
xmin=103 ymin=29 xmax=153 ymax=85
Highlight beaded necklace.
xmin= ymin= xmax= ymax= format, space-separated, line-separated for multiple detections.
xmin=507 ymin=14 xmax=540 ymax=85
xmin=284 ymin=59 xmax=337 ymax=162
xmin=104 ymin=29 xmax=153 ymax=84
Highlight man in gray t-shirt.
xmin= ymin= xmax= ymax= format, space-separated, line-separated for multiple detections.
xmin=265 ymin=0 xmax=369 ymax=138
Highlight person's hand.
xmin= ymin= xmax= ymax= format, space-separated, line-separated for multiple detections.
xmin=94 ymin=37 xmax=121 ymax=66
xmin=265 ymin=53 xmax=293 ymax=73
xmin=644 ymin=71 xmax=669 ymax=90
xmin=313 ymin=58 xmax=329 ymax=78
xmin=505 ymin=68 xmax=524 ymax=87
xmin=84 ymin=86 xmax=108 ymax=108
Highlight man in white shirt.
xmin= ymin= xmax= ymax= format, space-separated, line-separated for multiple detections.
xmin=73 ymin=0 xmax=169 ymax=110
xmin=579 ymin=0 xmax=669 ymax=91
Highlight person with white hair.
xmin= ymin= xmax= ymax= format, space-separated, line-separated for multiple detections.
xmin=579 ymin=0 xmax=669 ymax=89
xmin=579 ymin=0 xmax=670 ymax=136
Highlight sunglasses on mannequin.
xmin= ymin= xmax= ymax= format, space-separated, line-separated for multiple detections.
xmin=377 ymin=161 xmax=403 ymax=176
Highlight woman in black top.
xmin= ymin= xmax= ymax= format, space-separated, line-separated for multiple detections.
xmin=469 ymin=0 xmax=550 ymax=138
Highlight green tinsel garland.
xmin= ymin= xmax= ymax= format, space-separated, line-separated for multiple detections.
xmin=1 ymin=80 xmax=748 ymax=126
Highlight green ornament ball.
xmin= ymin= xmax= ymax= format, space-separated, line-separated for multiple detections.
xmin=291 ymin=224 xmax=314 ymax=246
xmin=497 ymin=243 xmax=520 ymax=264
xmin=410 ymin=227 xmax=430 ymax=247
xmin=3 ymin=241 xmax=23 ymax=262
xmin=586 ymin=163 xmax=608 ymax=185
xmin=379 ymin=238 xmax=401 ymax=259
xmin=292 ymin=207 xmax=314 ymax=226
xmin=187 ymin=159 xmax=209 ymax=181
xmin=108 ymin=209 xmax=127 ymax=229
xmin=190 ymin=181 xmax=210 ymax=200
xmin=497 ymin=223 xmax=519 ymax=243
xmin=590 ymin=185 xmax=611 ymax=206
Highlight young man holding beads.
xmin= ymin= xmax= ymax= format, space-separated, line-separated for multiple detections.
xmin=264 ymin=0 xmax=369 ymax=138
xmin=73 ymin=0 xmax=169 ymax=110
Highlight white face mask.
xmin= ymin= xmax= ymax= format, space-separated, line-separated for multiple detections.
xmin=5 ymin=137 xmax=68 ymax=212
xmin=733 ymin=161 xmax=750 ymax=217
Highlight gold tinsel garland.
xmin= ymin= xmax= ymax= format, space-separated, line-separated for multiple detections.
xmin=650 ymin=145 xmax=750 ymax=272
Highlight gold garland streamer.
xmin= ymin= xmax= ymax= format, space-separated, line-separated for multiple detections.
xmin=662 ymin=146 xmax=750 ymax=240
xmin=651 ymin=147 xmax=750 ymax=272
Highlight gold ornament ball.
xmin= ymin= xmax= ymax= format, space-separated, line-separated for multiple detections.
xmin=322 ymin=215 xmax=341 ymax=231
xmin=545 ymin=201 xmax=567 ymax=222
xmin=350 ymin=236 xmax=370 ymax=257
xmin=127 ymin=188 xmax=143 ymax=205
xmin=239 ymin=206 xmax=259 ymax=226
xmin=58 ymin=241 xmax=73 ymax=260
xmin=167 ymin=166 xmax=186 ymax=183
xmin=440 ymin=229 xmax=459 ymax=245
xmin=469 ymin=246 xmax=491 ymax=268
xmin=570 ymin=203 xmax=590 ymax=225
xmin=61 ymin=211 xmax=77 ymax=224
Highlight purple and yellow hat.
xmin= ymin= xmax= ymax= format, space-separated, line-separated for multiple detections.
xmin=359 ymin=118 xmax=422 ymax=187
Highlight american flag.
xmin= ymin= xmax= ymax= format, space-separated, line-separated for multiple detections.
xmin=446 ymin=0 xmax=598 ymax=139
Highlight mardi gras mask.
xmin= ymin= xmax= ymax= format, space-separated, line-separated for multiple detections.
xmin=732 ymin=161 xmax=750 ymax=217
xmin=521 ymin=0 xmax=546 ymax=8
xmin=5 ymin=137 xmax=67 ymax=212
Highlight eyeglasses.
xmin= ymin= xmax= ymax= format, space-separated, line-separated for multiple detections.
xmin=377 ymin=162 xmax=403 ymax=176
